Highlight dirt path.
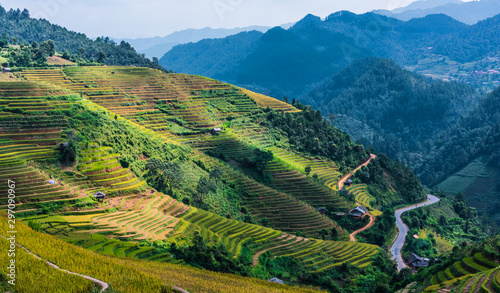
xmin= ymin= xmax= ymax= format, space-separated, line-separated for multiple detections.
xmin=1 ymin=236 xmax=108 ymax=291
xmin=338 ymin=154 xmax=377 ymax=190
xmin=252 ymin=235 xmax=304 ymax=267
xmin=349 ymin=211 xmax=376 ymax=242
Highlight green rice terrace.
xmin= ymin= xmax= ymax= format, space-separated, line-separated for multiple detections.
xmin=0 ymin=66 xmax=416 ymax=291
xmin=403 ymin=236 xmax=500 ymax=293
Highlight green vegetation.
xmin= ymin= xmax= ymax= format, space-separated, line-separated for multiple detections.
xmin=406 ymin=235 xmax=500 ymax=291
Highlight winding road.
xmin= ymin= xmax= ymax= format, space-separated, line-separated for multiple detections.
xmin=390 ymin=194 xmax=440 ymax=271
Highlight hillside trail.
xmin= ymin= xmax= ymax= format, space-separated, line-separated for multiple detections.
xmin=337 ymin=154 xmax=377 ymax=241
xmin=1 ymin=235 xmax=108 ymax=291
xmin=349 ymin=210 xmax=376 ymax=242
xmin=338 ymin=154 xmax=377 ymax=190
xmin=1 ymin=235 xmax=191 ymax=293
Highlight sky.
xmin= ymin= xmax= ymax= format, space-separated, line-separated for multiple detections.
xmin=0 ymin=0 xmax=466 ymax=39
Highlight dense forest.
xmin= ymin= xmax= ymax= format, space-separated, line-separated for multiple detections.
xmin=417 ymin=86 xmax=500 ymax=186
xmin=302 ymin=58 xmax=480 ymax=167
xmin=0 ymin=6 xmax=165 ymax=70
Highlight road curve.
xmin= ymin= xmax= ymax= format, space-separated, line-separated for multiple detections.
xmin=390 ymin=194 xmax=440 ymax=271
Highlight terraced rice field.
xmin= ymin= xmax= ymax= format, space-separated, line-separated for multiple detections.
xmin=79 ymin=143 xmax=147 ymax=194
xmin=0 ymin=163 xmax=85 ymax=212
xmin=251 ymin=232 xmax=378 ymax=273
xmin=430 ymin=252 xmax=499 ymax=286
xmin=11 ymin=66 xmax=381 ymax=275
xmin=426 ymin=267 xmax=500 ymax=293
xmin=0 ymin=82 xmax=78 ymax=166
xmin=346 ymin=184 xmax=383 ymax=217
xmin=63 ymin=191 xmax=378 ymax=272
xmin=269 ymin=147 xmax=342 ymax=190
xmin=238 ymin=88 xmax=300 ymax=113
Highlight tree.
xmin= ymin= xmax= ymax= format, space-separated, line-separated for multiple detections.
xmin=59 ymin=130 xmax=80 ymax=166
xmin=98 ymin=50 xmax=106 ymax=62
xmin=253 ymin=148 xmax=273 ymax=171
xmin=209 ymin=166 xmax=223 ymax=182
xmin=305 ymin=166 xmax=312 ymax=176
xmin=79 ymin=47 xmax=86 ymax=58
xmin=195 ymin=176 xmax=217 ymax=204
xmin=319 ymin=228 xmax=329 ymax=240
xmin=147 ymin=159 xmax=184 ymax=192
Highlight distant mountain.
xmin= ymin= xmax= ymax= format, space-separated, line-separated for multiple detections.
xmin=434 ymin=13 xmax=500 ymax=62
xmin=375 ymin=0 xmax=500 ymax=25
xmin=302 ymin=58 xmax=480 ymax=165
xmin=160 ymin=12 xmax=470 ymax=98
xmin=116 ymin=24 xmax=294 ymax=59
xmin=387 ymin=0 xmax=463 ymax=14
xmin=116 ymin=26 xmax=270 ymax=59
xmin=162 ymin=31 xmax=264 ymax=79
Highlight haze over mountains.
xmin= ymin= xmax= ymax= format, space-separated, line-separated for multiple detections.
xmin=375 ymin=0 xmax=500 ymax=25
xmin=115 ymin=24 xmax=294 ymax=59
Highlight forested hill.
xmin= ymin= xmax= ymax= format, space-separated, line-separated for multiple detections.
xmin=417 ymin=86 xmax=500 ymax=186
xmin=302 ymin=58 xmax=480 ymax=166
xmin=0 ymin=6 xmax=163 ymax=70
xmin=434 ymin=13 xmax=500 ymax=63
xmin=159 ymin=12 xmax=480 ymax=98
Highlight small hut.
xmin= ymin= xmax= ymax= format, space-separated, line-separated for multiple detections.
xmin=268 ymin=278 xmax=284 ymax=285
xmin=211 ymin=128 xmax=222 ymax=135
xmin=317 ymin=207 xmax=327 ymax=215
xmin=93 ymin=191 xmax=107 ymax=202
xmin=408 ymin=253 xmax=429 ymax=268
xmin=348 ymin=206 xmax=367 ymax=219
xmin=56 ymin=142 xmax=69 ymax=150
xmin=3 ymin=67 xmax=11 ymax=73
xmin=345 ymin=179 xmax=354 ymax=186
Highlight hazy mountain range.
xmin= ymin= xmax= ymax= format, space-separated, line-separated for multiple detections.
xmin=115 ymin=24 xmax=293 ymax=59
xmin=375 ymin=0 xmax=500 ymax=24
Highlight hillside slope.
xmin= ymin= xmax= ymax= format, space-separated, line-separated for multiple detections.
xmin=0 ymin=211 xmax=319 ymax=293
xmin=417 ymin=86 xmax=500 ymax=225
xmin=375 ymin=0 xmax=500 ymax=25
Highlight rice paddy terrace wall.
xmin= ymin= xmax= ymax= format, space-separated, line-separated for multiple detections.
xmin=0 ymin=82 xmax=94 ymax=213
xmin=429 ymin=252 xmax=499 ymax=287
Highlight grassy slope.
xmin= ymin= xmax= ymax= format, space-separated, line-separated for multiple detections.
xmin=437 ymin=156 xmax=500 ymax=225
